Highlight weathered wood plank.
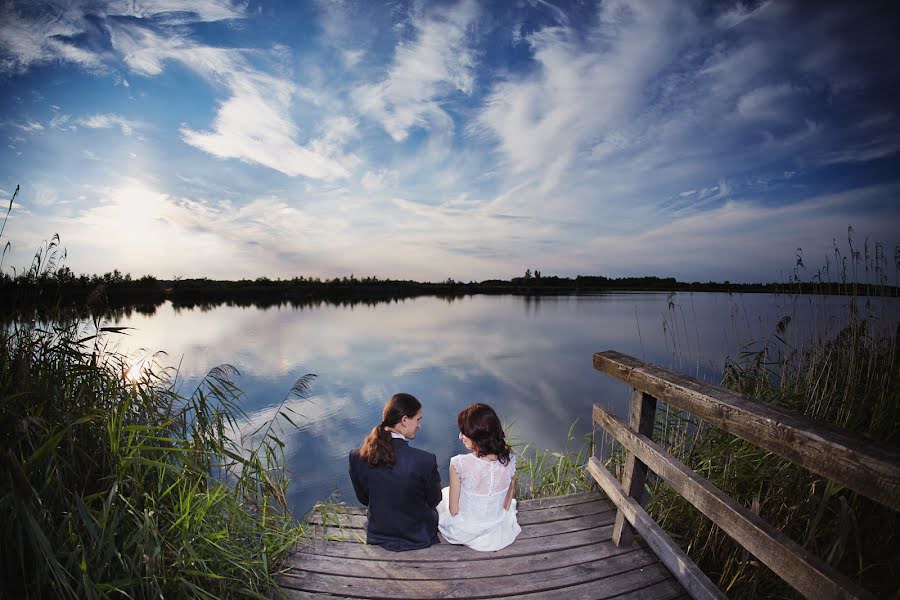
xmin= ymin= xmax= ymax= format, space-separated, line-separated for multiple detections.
xmin=279 ymin=562 xmax=681 ymax=600
xmin=280 ymin=550 xmax=658 ymax=598
xmin=588 ymin=455 xmax=726 ymax=600
xmin=306 ymin=509 xmax=617 ymax=543
xmin=613 ymin=389 xmax=657 ymax=546
xmin=605 ymin=578 xmax=690 ymax=600
xmin=285 ymin=541 xmax=637 ymax=581
xmin=306 ymin=497 xmax=615 ymax=529
xmin=293 ymin=525 xmax=613 ymax=562
xmin=593 ymin=350 xmax=900 ymax=511
xmin=307 ymin=491 xmax=604 ymax=520
xmin=483 ymin=561 xmax=676 ymax=600
xmin=592 ymin=405 xmax=877 ymax=600
xmin=515 ymin=490 xmax=603 ymax=510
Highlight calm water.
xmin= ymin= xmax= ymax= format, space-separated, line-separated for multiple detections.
xmin=101 ymin=291 xmax=889 ymax=517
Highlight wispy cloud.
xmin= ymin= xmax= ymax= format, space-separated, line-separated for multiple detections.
xmin=1 ymin=1 xmax=898 ymax=282
xmin=352 ymin=0 xmax=479 ymax=141
xmin=0 ymin=3 xmax=107 ymax=74
xmin=78 ymin=114 xmax=142 ymax=136
xmin=112 ymin=0 xmax=245 ymax=23
xmin=108 ymin=20 xmax=352 ymax=179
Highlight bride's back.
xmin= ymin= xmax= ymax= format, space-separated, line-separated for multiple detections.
xmin=452 ymin=453 xmax=516 ymax=519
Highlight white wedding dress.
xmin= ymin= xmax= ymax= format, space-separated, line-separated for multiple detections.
xmin=437 ymin=452 xmax=521 ymax=551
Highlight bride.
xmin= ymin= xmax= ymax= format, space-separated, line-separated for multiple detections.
xmin=437 ymin=403 xmax=521 ymax=551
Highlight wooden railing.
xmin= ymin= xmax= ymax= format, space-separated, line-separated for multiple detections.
xmin=588 ymin=350 xmax=900 ymax=600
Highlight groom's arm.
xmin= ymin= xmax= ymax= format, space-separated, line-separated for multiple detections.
xmin=348 ymin=452 xmax=369 ymax=506
xmin=425 ymin=455 xmax=442 ymax=508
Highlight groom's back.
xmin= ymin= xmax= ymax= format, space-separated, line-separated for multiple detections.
xmin=348 ymin=438 xmax=442 ymax=552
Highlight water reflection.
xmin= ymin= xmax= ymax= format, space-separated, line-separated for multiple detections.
xmin=93 ymin=292 xmax=897 ymax=517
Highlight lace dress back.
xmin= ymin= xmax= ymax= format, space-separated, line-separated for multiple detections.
xmin=454 ymin=453 xmax=515 ymax=520
xmin=437 ymin=452 xmax=521 ymax=551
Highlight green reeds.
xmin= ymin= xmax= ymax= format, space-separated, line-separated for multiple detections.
xmin=644 ymin=231 xmax=899 ymax=599
xmin=0 ymin=323 xmax=310 ymax=598
xmin=512 ymin=419 xmax=595 ymax=499
xmin=1 ymin=185 xmax=312 ymax=598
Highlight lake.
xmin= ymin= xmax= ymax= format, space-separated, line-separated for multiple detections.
xmin=99 ymin=291 xmax=886 ymax=517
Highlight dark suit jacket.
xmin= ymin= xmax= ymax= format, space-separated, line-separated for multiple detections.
xmin=348 ymin=438 xmax=442 ymax=551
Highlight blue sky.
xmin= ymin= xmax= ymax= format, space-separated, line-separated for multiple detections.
xmin=1 ymin=0 xmax=898 ymax=283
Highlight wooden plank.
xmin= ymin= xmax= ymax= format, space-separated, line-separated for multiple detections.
xmin=280 ymin=550 xmax=659 ymax=598
xmin=608 ymin=578 xmax=690 ymax=600
xmin=613 ymin=389 xmax=657 ymax=546
xmin=306 ymin=509 xmax=617 ymax=543
xmin=292 ymin=525 xmax=613 ymax=562
xmin=279 ymin=560 xmax=678 ymax=600
xmin=488 ymin=561 xmax=676 ymax=600
xmin=306 ymin=497 xmax=615 ymax=529
xmin=516 ymin=490 xmax=603 ymax=510
xmin=593 ymin=350 xmax=900 ymax=511
xmin=588 ymin=456 xmax=726 ymax=600
xmin=307 ymin=491 xmax=604 ymax=521
xmin=285 ymin=539 xmax=637 ymax=580
xmin=592 ymin=406 xmax=878 ymax=600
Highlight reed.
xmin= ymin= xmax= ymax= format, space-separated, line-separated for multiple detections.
xmin=511 ymin=420 xmax=596 ymax=500
xmin=645 ymin=231 xmax=899 ymax=599
xmin=0 ymin=190 xmax=309 ymax=599
xmin=0 ymin=319 xmax=314 ymax=599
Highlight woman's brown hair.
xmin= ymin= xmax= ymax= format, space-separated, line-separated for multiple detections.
xmin=458 ymin=403 xmax=512 ymax=465
xmin=358 ymin=393 xmax=422 ymax=466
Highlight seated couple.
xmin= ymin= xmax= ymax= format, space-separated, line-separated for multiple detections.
xmin=348 ymin=393 xmax=521 ymax=552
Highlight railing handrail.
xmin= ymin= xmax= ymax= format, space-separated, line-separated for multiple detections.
xmin=593 ymin=350 xmax=900 ymax=511
xmin=590 ymin=350 xmax=899 ymax=600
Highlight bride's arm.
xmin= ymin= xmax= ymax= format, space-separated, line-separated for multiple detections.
xmin=449 ymin=463 xmax=461 ymax=516
xmin=503 ymin=476 xmax=516 ymax=511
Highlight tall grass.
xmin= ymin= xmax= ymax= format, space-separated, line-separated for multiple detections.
xmin=1 ymin=186 xmax=309 ymax=598
xmin=511 ymin=420 xmax=596 ymax=499
xmin=643 ymin=231 xmax=899 ymax=599
xmin=0 ymin=318 xmax=313 ymax=599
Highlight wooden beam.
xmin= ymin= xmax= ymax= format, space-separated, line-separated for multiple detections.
xmin=587 ymin=456 xmax=726 ymax=600
xmin=593 ymin=350 xmax=900 ymax=512
xmin=592 ymin=404 xmax=876 ymax=600
xmin=612 ymin=389 xmax=657 ymax=546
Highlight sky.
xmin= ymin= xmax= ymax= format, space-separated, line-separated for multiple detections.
xmin=1 ymin=0 xmax=899 ymax=284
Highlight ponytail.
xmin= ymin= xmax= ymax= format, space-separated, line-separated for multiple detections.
xmin=359 ymin=423 xmax=393 ymax=466
xmin=358 ymin=393 xmax=421 ymax=466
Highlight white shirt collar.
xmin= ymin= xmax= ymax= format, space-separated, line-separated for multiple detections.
xmin=390 ymin=431 xmax=408 ymax=441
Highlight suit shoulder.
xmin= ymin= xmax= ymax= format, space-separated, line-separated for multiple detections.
xmin=406 ymin=445 xmax=437 ymax=463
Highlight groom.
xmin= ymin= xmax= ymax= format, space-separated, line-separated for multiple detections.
xmin=349 ymin=393 xmax=442 ymax=551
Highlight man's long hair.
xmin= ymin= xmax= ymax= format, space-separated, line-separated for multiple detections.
xmin=358 ymin=393 xmax=422 ymax=466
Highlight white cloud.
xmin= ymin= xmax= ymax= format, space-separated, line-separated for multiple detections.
xmin=352 ymin=0 xmax=479 ymax=141
xmin=737 ymin=83 xmax=797 ymax=121
xmin=715 ymin=1 xmax=773 ymax=29
xmin=342 ymin=49 xmax=364 ymax=67
xmin=108 ymin=22 xmax=352 ymax=180
xmin=0 ymin=3 xmax=106 ymax=74
xmin=31 ymin=184 xmax=59 ymax=207
xmin=112 ymin=0 xmax=245 ymax=23
xmin=581 ymin=183 xmax=900 ymax=281
xmin=361 ymin=169 xmax=398 ymax=192
xmin=16 ymin=121 xmax=44 ymax=132
xmin=78 ymin=113 xmax=142 ymax=136
xmin=475 ymin=2 xmax=697 ymax=194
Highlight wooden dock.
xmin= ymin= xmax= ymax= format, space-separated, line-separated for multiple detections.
xmin=277 ymin=350 xmax=899 ymax=599
xmin=278 ymin=490 xmax=688 ymax=599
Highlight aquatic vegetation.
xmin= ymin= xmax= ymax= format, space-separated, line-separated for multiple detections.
xmin=643 ymin=231 xmax=899 ymax=598
xmin=0 ymin=187 xmax=310 ymax=599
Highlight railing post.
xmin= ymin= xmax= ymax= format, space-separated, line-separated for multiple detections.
xmin=612 ymin=389 xmax=657 ymax=546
